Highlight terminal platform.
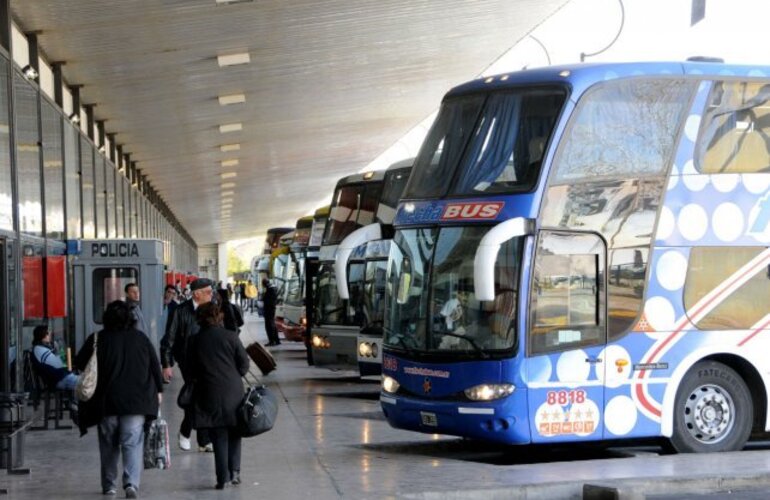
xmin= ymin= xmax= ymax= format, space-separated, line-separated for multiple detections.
xmin=4 ymin=313 xmax=770 ymax=499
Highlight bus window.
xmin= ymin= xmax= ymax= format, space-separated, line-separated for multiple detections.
xmin=684 ymin=247 xmax=770 ymax=329
xmin=530 ymin=231 xmax=605 ymax=355
xmin=347 ymin=261 xmax=366 ymax=326
xmin=93 ymin=267 xmax=138 ymax=324
xmin=608 ymin=247 xmax=648 ymax=339
xmin=552 ymin=79 xmax=695 ymax=183
xmin=404 ymin=96 xmax=485 ymax=199
xmin=324 ymin=184 xmax=365 ymax=245
xmin=454 ymin=89 xmax=566 ymax=195
xmin=697 ymin=81 xmax=770 ymax=174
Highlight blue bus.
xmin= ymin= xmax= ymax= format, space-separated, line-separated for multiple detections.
xmin=380 ymin=61 xmax=770 ymax=453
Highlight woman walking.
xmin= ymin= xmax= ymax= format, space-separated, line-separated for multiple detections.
xmin=75 ymin=300 xmax=164 ymax=498
xmin=188 ymin=302 xmax=250 ymax=489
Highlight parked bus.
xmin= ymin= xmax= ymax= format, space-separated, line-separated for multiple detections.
xmin=380 ymin=61 xmax=770 ymax=453
xmin=305 ymin=206 xmax=331 ymax=365
xmin=333 ymin=160 xmax=413 ymax=376
xmin=279 ymin=215 xmax=314 ymax=341
xmin=311 ymin=171 xmax=385 ymax=369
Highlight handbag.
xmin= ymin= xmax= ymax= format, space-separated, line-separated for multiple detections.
xmin=144 ymin=410 xmax=171 ymax=469
xmin=177 ymin=381 xmax=195 ymax=409
xmin=236 ymin=385 xmax=278 ymax=438
xmin=75 ymin=332 xmax=98 ymax=401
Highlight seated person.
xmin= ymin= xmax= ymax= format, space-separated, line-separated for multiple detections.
xmin=31 ymin=325 xmax=78 ymax=391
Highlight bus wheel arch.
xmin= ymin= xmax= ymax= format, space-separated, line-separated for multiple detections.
xmin=668 ymin=358 xmax=756 ymax=453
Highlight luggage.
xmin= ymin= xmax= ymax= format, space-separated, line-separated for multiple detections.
xmin=236 ymin=385 xmax=278 ymax=438
xmin=245 ymin=342 xmax=276 ymax=375
xmin=144 ymin=412 xmax=171 ymax=469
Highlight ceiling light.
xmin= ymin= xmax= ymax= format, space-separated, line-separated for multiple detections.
xmin=220 ymin=190 xmax=235 ymax=196
xmin=97 ymin=145 xmax=106 ymax=154
xmin=218 ymin=93 xmax=246 ymax=106
xmin=221 ymin=159 xmax=239 ymax=168
xmin=215 ymin=0 xmax=254 ymax=5
xmin=221 ymin=199 xmax=233 ymax=205
xmin=220 ymin=144 xmax=240 ymax=153
xmin=217 ymin=52 xmax=250 ymax=67
xmin=22 ymin=65 xmax=38 ymax=81
xmin=221 ymin=172 xmax=237 ymax=179
xmin=69 ymin=113 xmax=80 ymax=124
xmin=219 ymin=123 xmax=242 ymax=133
xmin=221 ymin=182 xmax=236 ymax=189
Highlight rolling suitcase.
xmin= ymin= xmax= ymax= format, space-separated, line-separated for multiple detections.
xmin=144 ymin=411 xmax=170 ymax=469
xmin=245 ymin=342 xmax=277 ymax=375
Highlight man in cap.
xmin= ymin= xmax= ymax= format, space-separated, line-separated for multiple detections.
xmin=160 ymin=278 xmax=214 ymax=452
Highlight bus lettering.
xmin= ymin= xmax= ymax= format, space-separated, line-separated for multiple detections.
xmin=546 ymin=390 xmax=586 ymax=406
xmin=441 ymin=202 xmax=503 ymax=220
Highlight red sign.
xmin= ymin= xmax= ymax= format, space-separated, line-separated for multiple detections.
xmin=441 ymin=202 xmax=504 ymax=220
xmin=23 ymin=256 xmax=44 ymax=319
xmin=46 ymin=256 xmax=67 ymax=318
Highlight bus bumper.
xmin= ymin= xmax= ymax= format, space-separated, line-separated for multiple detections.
xmin=311 ymin=329 xmax=358 ymax=370
xmin=379 ymin=388 xmax=531 ymax=445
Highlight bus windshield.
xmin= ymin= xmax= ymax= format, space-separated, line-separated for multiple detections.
xmin=314 ymin=263 xmax=358 ymax=327
xmin=405 ymin=87 xmax=566 ymax=198
xmin=384 ymin=227 xmax=522 ymax=356
xmin=323 ymin=182 xmax=384 ymax=246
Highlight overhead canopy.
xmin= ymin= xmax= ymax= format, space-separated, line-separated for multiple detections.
xmin=10 ymin=0 xmax=567 ymax=244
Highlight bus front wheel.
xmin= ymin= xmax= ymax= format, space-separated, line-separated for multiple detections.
xmin=670 ymin=361 xmax=752 ymax=453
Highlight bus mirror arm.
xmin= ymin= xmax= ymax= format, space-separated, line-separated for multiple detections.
xmin=333 ymin=223 xmax=382 ymax=300
xmin=473 ymin=217 xmax=534 ymax=301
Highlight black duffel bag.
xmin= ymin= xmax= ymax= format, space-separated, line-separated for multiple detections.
xmin=237 ymin=385 xmax=278 ymax=438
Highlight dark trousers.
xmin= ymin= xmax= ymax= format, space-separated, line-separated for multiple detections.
xmin=264 ymin=313 xmax=279 ymax=344
xmin=208 ymin=427 xmax=242 ymax=485
xmin=178 ymin=363 xmax=210 ymax=446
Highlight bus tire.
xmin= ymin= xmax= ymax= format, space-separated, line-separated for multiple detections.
xmin=670 ymin=361 xmax=752 ymax=453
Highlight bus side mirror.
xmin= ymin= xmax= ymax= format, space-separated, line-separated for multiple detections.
xmin=473 ymin=217 xmax=534 ymax=301
xmin=334 ymin=223 xmax=382 ymax=300
xmin=396 ymin=272 xmax=411 ymax=305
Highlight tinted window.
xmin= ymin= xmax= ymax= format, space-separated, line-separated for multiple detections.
xmin=0 ymin=57 xmax=11 ymax=231
xmin=323 ymin=183 xmax=365 ymax=245
xmin=530 ymin=231 xmax=605 ymax=354
xmin=92 ymin=267 xmax=138 ymax=324
xmin=81 ymin=138 xmax=95 ymax=238
xmin=404 ymin=95 xmax=485 ymax=198
xmin=552 ymin=79 xmax=695 ymax=183
xmin=95 ymin=158 xmax=106 ymax=238
xmin=608 ymin=247 xmax=647 ymax=338
xmin=64 ymin=122 xmax=81 ymax=238
xmin=379 ymin=167 xmax=411 ymax=212
xmin=685 ymin=247 xmax=770 ymax=329
xmin=697 ymin=81 xmax=770 ymax=174
xmin=454 ymin=89 xmax=565 ymax=195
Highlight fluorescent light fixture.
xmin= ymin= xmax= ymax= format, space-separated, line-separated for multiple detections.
xmin=217 ymin=52 xmax=250 ymax=67
xmin=221 ymin=159 xmax=239 ymax=168
xmin=218 ymin=93 xmax=246 ymax=106
xmin=219 ymin=123 xmax=242 ymax=133
xmin=22 ymin=65 xmax=38 ymax=81
xmin=221 ymin=182 xmax=236 ymax=189
xmin=221 ymin=199 xmax=233 ymax=205
xmin=221 ymin=172 xmax=237 ymax=179
xmin=220 ymin=190 xmax=235 ymax=196
xmin=220 ymin=144 xmax=240 ymax=152
xmin=216 ymin=0 xmax=254 ymax=5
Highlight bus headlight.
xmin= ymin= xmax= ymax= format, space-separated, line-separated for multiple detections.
xmin=382 ymin=375 xmax=400 ymax=394
xmin=464 ymin=384 xmax=515 ymax=401
xmin=358 ymin=342 xmax=371 ymax=357
xmin=300 ymin=317 xmax=307 ymax=326
xmin=312 ymin=335 xmax=323 ymax=348
xmin=370 ymin=343 xmax=378 ymax=358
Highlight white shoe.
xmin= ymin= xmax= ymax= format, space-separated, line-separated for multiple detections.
xmin=178 ymin=433 xmax=191 ymax=451
xmin=198 ymin=443 xmax=214 ymax=453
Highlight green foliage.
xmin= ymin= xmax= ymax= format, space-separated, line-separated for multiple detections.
xmin=227 ymin=248 xmax=249 ymax=276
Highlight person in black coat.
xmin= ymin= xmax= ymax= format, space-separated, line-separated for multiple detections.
xmin=217 ymin=288 xmax=244 ymax=333
xmin=74 ymin=300 xmax=163 ymax=498
xmin=188 ymin=302 xmax=250 ymax=489
xmin=261 ymin=278 xmax=281 ymax=346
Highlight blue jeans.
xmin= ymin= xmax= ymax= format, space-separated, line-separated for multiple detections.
xmin=56 ymin=372 xmax=78 ymax=390
xmin=98 ymin=415 xmax=145 ymax=492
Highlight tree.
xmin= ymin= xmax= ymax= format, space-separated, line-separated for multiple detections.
xmin=227 ymin=248 xmax=249 ymax=278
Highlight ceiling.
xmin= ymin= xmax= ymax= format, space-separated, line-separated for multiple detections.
xmin=10 ymin=0 xmax=568 ymax=245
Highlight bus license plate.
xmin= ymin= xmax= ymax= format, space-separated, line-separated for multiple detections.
xmin=420 ymin=411 xmax=438 ymax=427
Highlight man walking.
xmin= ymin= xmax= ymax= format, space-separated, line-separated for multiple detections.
xmin=262 ymin=278 xmax=280 ymax=346
xmin=160 ymin=278 xmax=214 ymax=452
xmin=125 ymin=283 xmax=148 ymax=336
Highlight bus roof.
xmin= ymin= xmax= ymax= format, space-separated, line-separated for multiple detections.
xmin=333 ymin=169 xmax=386 ymax=189
xmin=314 ymin=205 xmax=330 ymax=218
xmin=446 ymin=61 xmax=770 ymax=100
xmin=295 ymin=215 xmax=314 ymax=230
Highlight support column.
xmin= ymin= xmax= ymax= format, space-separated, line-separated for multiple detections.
xmin=218 ymin=243 xmax=228 ymax=285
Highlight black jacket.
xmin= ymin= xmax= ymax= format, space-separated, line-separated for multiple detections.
xmin=262 ymin=285 xmax=278 ymax=317
xmin=221 ymin=300 xmax=244 ymax=333
xmin=160 ymin=299 xmax=199 ymax=370
xmin=187 ymin=325 xmax=250 ymax=429
xmin=74 ymin=328 xmax=163 ymax=435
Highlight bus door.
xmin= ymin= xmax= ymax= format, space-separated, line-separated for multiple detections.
xmin=527 ymin=230 xmax=607 ymax=443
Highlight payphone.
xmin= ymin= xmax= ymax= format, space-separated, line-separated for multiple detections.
xmin=72 ymin=240 xmax=164 ymax=351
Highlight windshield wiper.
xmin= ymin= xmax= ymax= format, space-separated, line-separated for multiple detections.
xmin=440 ymin=332 xmax=489 ymax=359
xmin=388 ymin=332 xmax=416 ymax=356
